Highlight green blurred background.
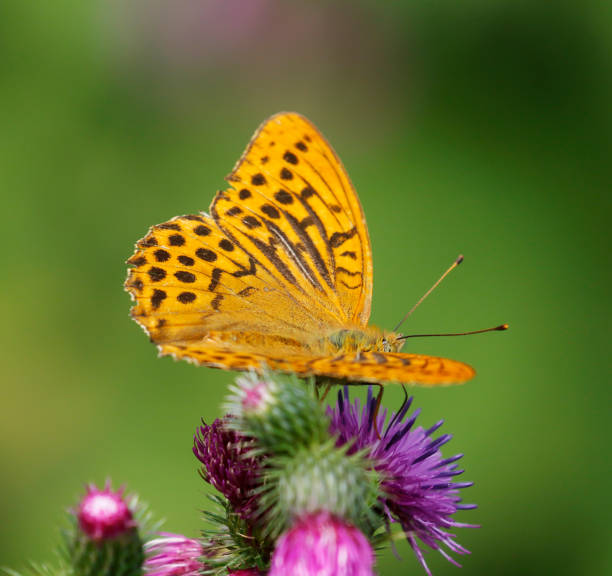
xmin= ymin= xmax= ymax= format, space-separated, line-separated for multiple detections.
xmin=1 ymin=1 xmax=610 ymax=573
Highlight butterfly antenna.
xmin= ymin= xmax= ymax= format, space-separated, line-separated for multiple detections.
xmin=398 ymin=323 xmax=509 ymax=340
xmin=393 ymin=255 xmax=464 ymax=332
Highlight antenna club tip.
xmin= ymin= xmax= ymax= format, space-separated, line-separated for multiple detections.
xmin=497 ymin=323 xmax=509 ymax=331
xmin=456 ymin=254 xmax=464 ymax=265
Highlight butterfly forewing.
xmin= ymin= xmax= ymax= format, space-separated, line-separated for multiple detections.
xmin=219 ymin=113 xmax=372 ymax=326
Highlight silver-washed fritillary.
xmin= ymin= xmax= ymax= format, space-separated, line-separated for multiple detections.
xmin=125 ymin=113 xmax=476 ymax=386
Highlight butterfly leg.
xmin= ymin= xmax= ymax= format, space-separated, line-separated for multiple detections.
xmin=385 ymin=383 xmax=408 ymax=436
xmin=372 ymin=384 xmax=384 ymax=439
xmin=319 ymin=381 xmax=334 ymax=403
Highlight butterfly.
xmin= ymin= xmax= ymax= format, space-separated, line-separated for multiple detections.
xmin=125 ymin=112 xmax=477 ymax=386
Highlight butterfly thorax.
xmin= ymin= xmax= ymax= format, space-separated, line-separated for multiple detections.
xmin=323 ymin=327 xmax=403 ymax=355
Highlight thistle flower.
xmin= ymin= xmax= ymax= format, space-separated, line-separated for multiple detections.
xmin=328 ymin=387 xmax=477 ymax=575
xmin=77 ymin=481 xmax=136 ymax=541
xmin=269 ymin=511 xmax=374 ymax=576
xmin=193 ymin=418 xmax=260 ymax=519
xmin=144 ymin=533 xmax=203 ymax=576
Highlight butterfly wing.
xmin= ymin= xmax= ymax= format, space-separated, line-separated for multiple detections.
xmin=216 ymin=112 xmax=373 ymax=326
xmin=160 ymin=342 xmax=475 ymax=386
xmin=125 ymin=213 xmax=340 ymax=351
xmin=125 ymin=112 xmax=372 ymax=364
xmin=306 ymin=351 xmax=475 ymax=385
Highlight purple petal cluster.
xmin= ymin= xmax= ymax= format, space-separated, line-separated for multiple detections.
xmin=193 ymin=417 xmax=261 ymax=519
xmin=77 ymin=481 xmax=136 ymax=541
xmin=144 ymin=533 xmax=203 ymax=576
xmin=269 ymin=511 xmax=374 ymax=576
xmin=328 ymin=387 xmax=477 ymax=575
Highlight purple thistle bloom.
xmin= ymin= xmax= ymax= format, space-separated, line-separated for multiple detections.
xmin=77 ymin=481 xmax=136 ymax=541
xmin=144 ymin=533 xmax=203 ymax=576
xmin=269 ymin=511 xmax=374 ymax=576
xmin=328 ymin=387 xmax=477 ymax=575
xmin=193 ymin=418 xmax=261 ymax=519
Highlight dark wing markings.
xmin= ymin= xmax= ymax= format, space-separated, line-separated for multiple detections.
xmin=330 ymin=227 xmax=358 ymax=248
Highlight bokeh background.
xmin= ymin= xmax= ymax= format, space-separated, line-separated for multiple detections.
xmin=1 ymin=1 xmax=610 ymax=574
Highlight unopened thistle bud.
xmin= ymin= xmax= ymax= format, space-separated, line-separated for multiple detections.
xmin=69 ymin=481 xmax=144 ymax=576
xmin=225 ymin=373 xmax=329 ymax=454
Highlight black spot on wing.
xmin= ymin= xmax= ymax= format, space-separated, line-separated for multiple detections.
xmin=157 ymin=222 xmax=181 ymax=231
xmin=226 ymin=206 xmax=243 ymax=217
xmin=275 ymin=190 xmax=293 ymax=204
xmin=178 ymin=255 xmax=195 ymax=266
xmin=148 ymin=267 xmax=166 ymax=281
xmin=219 ymin=239 xmax=234 ymax=251
xmin=154 ymin=249 xmax=170 ymax=262
xmin=151 ymin=289 xmax=167 ymax=309
xmin=283 ymin=151 xmax=298 ymax=165
xmin=128 ymin=256 xmax=147 ymax=268
xmin=177 ymin=291 xmax=196 ymax=303
xmin=194 ymin=225 xmax=211 ymax=236
xmin=261 ymin=204 xmax=280 ymax=219
xmin=175 ymin=271 xmax=196 ymax=283
xmin=242 ymin=216 xmax=261 ymax=229
xmin=196 ymin=248 xmax=217 ymax=262
xmin=139 ymin=236 xmax=158 ymax=248
xmin=251 ymin=173 xmax=266 ymax=186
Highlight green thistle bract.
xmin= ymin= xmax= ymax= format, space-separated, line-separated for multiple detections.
xmin=259 ymin=438 xmax=382 ymax=540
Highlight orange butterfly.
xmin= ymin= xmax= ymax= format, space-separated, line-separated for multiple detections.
xmin=125 ymin=112 xmax=480 ymax=386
